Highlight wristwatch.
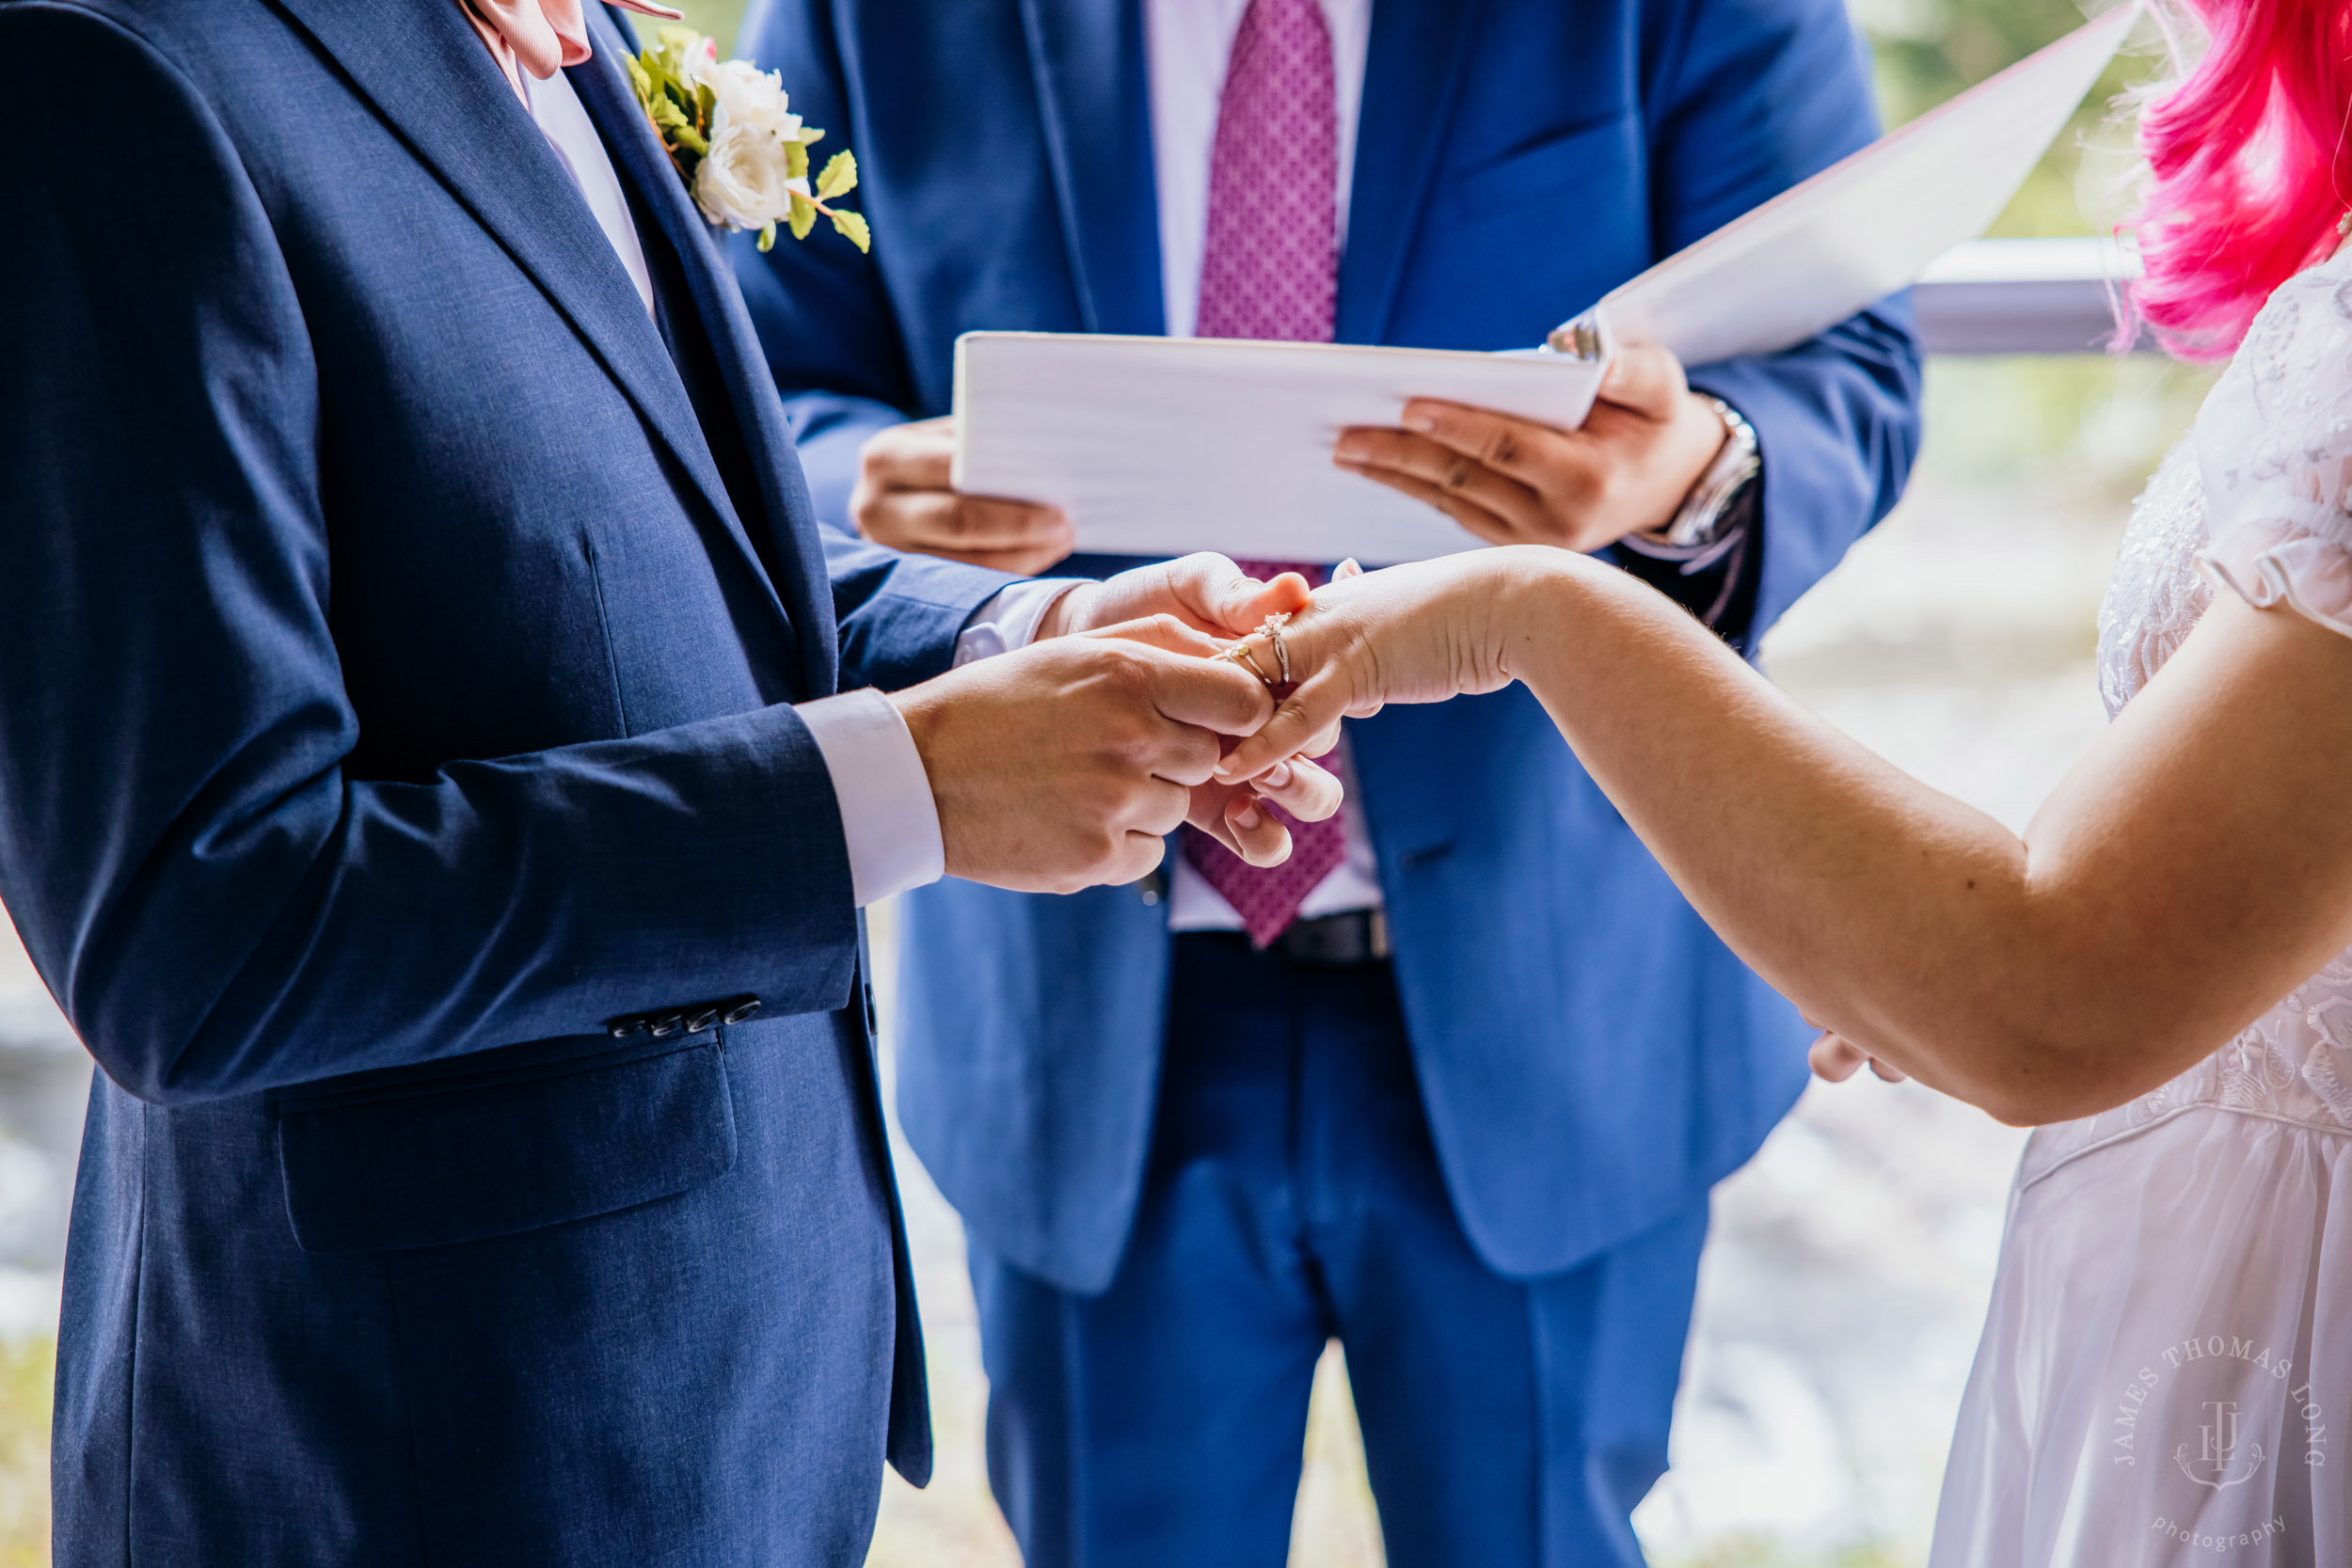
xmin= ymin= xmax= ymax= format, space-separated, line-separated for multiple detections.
xmin=1641 ymin=396 xmax=1759 ymax=551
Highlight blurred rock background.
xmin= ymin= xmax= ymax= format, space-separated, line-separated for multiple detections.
xmin=0 ymin=2 xmax=2211 ymax=1562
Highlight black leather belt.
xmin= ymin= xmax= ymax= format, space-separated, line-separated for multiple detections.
xmin=1187 ymin=909 xmax=1391 ymax=966
xmin=1279 ymin=909 xmax=1390 ymax=965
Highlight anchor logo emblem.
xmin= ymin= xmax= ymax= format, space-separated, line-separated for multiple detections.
xmin=2175 ymin=1401 xmax=2266 ymax=1490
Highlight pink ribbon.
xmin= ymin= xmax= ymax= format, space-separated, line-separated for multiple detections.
xmin=459 ymin=0 xmax=683 ymax=102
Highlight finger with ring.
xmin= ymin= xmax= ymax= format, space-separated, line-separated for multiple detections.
xmin=1217 ymin=641 xmax=1279 ymax=689
xmin=1257 ymin=612 xmax=1293 ymax=685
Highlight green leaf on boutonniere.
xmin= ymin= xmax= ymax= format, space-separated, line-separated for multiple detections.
xmin=826 ymin=209 xmax=871 ymax=253
xmin=627 ymin=29 xmax=874 ymax=257
xmin=816 ymin=151 xmax=857 ymax=201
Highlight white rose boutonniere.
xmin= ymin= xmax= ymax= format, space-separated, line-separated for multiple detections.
xmin=626 ymin=27 xmax=869 ymax=254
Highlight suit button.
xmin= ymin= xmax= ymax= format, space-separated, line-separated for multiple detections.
xmin=605 ymin=1016 xmax=641 ymax=1038
xmin=648 ymin=1013 xmax=685 ymax=1039
xmin=686 ymin=1008 xmax=720 ymax=1034
xmin=723 ymin=998 xmax=761 ymax=1026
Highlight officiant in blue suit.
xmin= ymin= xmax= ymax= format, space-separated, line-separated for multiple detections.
xmin=0 ymin=1 xmax=1343 ymax=1563
xmin=736 ymin=0 xmax=1921 ymax=1561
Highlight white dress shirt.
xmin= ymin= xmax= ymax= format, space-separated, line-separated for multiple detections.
xmin=525 ymin=67 xmax=946 ymax=909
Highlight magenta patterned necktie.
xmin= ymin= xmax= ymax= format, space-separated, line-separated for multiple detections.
xmin=1181 ymin=0 xmax=1348 ymax=947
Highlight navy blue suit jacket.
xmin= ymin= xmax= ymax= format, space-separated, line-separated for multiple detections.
xmin=0 ymin=1 xmax=1016 ymax=1561
xmin=736 ymin=0 xmax=1924 ymax=1291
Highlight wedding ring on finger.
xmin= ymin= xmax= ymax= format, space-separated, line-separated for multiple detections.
xmin=1216 ymin=611 xmax=1295 ymax=691
xmin=1217 ymin=641 xmax=1279 ymax=689
xmin=1258 ymin=611 xmax=1294 ymax=685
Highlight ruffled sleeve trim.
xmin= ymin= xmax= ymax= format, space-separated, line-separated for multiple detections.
xmin=2198 ymin=514 xmax=2352 ymax=641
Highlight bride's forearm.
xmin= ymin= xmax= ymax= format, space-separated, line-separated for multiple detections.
xmin=1499 ymin=556 xmax=2158 ymax=1124
xmin=1227 ymin=545 xmax=2352 ymax=1120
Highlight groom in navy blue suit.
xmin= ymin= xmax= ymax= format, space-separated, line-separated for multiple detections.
xmin=736 ymin=0 xmax=1921 ymax=1561
xmin=0 ymin=1 xmax=1341 ymax=1563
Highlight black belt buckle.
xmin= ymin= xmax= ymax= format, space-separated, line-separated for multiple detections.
xmin=1273 ymin=909 xmax=1391 ymax=966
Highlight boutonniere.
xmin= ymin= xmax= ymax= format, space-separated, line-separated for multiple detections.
xmin=626 ymin=27 xmax=869 ymax=254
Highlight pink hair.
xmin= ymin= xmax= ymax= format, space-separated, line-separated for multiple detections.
xmin=2124 ymin=0 xmax=2352 ymax=359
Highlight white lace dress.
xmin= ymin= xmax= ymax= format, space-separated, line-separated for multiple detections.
xmin=1931 ymin=248 xmax=2352 ymax=1567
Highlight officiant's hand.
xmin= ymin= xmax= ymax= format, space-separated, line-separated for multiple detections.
xmin=853 ymin=416 xmax=1076 ymax=574
xmin=1330 ymin=344 xmax=1729 ymax=551
xmin=892 ymin=624 xmax=1294 ymax=894
xmin=1808 ymin=1030 xmax=1909 ymax=1085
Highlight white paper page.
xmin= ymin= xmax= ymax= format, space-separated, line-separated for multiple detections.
xmin=951 ymin=6 xmax=2133 ymax=563
xmin=1585 ymin=5 xmax=2137 ymax=365
xmin=952 ymin=334 xmax=1607 ymax=562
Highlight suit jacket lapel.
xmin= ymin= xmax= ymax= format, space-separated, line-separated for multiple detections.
xmin=1337 ymin=0 xmax=1486 ymax=344
xmin=269 ymin=0 xmax=807 ymax=671
xmin=1017 ymin=0 xmax=1165 ymax=336
xmin=574 ymin=6 xmax=838 ymax=699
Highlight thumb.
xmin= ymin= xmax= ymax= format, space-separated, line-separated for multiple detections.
xmin=1596 ymin=343 xmax=1692 ymax=421
xmin=1238 ymin=571 xmax=1316 ymax=626
xmin=1173 ymin=552 xmax=1312 ymax=635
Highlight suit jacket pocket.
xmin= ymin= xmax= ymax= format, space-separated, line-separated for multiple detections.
xmin=276 ymin=1037 xmax=738 ymax=1254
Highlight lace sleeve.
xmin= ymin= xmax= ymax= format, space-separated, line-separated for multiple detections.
xmin=2195 ymin=257 xmax=2352 ymax=638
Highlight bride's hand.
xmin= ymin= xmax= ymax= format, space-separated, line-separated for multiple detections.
xmin=1215 ymin=547 xmax=1573 ymax=784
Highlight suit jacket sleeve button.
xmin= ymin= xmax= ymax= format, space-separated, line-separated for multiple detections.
xmin=605 ymin=1016 xmax=641 ymax=1038
xmin=648 ymin=1013 xmax=685 ymax=1039
xmin=723 ymin=998 xmax=760 ymax=1026
xmin=685 ymin=1008 xmax=720 ymax=1034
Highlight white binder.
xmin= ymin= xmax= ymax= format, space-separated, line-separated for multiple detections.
xmin=952 ymin=5 xmax=2137 ymax=563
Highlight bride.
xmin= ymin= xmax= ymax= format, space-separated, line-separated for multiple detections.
xmin=1211 ymin=0 xmax=2352 ymax=1560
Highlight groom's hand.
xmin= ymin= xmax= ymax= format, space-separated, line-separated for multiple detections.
xmin=1036 ymin=552 xmax=1315 ymax=641
xmin=890 ymin=628 xmax=1280 ymax=895
xmin=1032 ymin=558 xmax=1338 ymax=866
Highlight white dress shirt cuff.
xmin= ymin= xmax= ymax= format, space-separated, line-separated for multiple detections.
xmin=797 ymin=689 xmax=944 ymax=908
xmin=954 ymin=578 xmax=1088 ymax=665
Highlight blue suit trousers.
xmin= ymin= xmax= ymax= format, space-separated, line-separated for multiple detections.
xmin=968 ymin=934 xmax=1710 ymax=1567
